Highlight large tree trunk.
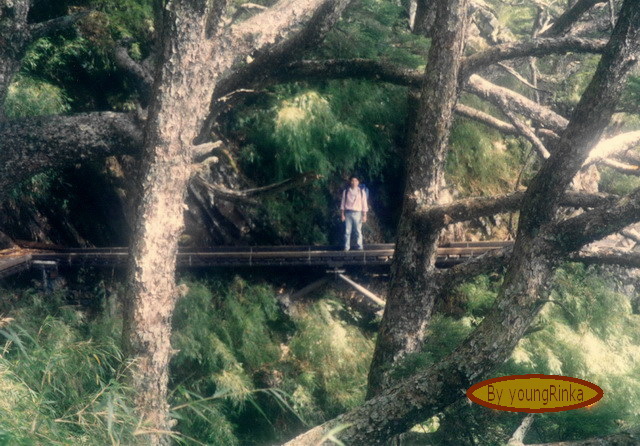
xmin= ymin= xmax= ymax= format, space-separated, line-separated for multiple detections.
xmin=121 ymin=0 xmax=354 ymax=441
xmin=366 ymin=0 xmax=469 ymax=397
xmin=121 ymin=1 xmax=225 ymax=442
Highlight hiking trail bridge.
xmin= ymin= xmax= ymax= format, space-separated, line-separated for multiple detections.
xmin=0 ymin=241 xmax=513 ymax=280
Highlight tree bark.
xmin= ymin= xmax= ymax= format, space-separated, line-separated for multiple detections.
xmin=0 ymin=0 xmax=31 ymax=120
xmin=0 ymin=112 xmax=142 ymax=197
xmin=366 ymin=0 xmax=470 ymax=398
xmin=122 ymin=2 xmax=225 ymax=441
xmin=417 ymin=191 xmax=617 ymax=227
xmin=465 ymin=74 xmax=569 ymax=132
xmin=285 ymin=0 xmax=640 ymax=443
xmin=121 ymin=0 xmax=354 ymax=442
xmin=462 ymin=37 xmax=606 ymax=77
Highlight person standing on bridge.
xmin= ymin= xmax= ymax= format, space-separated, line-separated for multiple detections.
xmin=341 ymin=175 xmax=368 ymax=251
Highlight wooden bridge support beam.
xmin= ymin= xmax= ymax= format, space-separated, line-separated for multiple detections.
xmin=336 ymin=273 xmax=386 ymax=307
xmin=32 ymin=260 xmax=59 ymax=292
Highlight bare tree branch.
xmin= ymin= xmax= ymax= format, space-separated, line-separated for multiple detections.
xmin=29 ymin=10 xmax=92 ymax=41
xmin=0 ymin=112 xmax=142 ymax=199
xmin=574 ymin=249 xmax=640 ymax=268
xmin=508 ymin=414 xmax=535 ymax=446
xmin=583 ymin=130 xmax=640 ymax=166
xmin=520 ymin=1 xmax=640 ymax=240
xmin=412 ymin=0 xmax=436 ymax=36
xmin=111 ymin=45 xmax=154 ymax=103
xmin=417 ymin=191 xmax=617 ymax=228
xmin=466 ymin=74 xmax=569 ymax=132
xmin=600 ymin=158 xmax=640 ymax=175
xmin=233 ymin=36 xmax=606 ymax=94
xmin=553 ymin=188 xmax=640 ymax=253
xmin=621 ymin=228 xmax=640 ymax=246
xmin=540 ymin=0 xmax=607 ymax=37
xmin=503 ymin=108 xmax=551 ymax=158
xmin=239 ymin=58 xmax=571 ymax=134
xmin=462 ymin=37 xmax=607 ymax=76
xmin=193 ymin=171 xmax=321 ymax=204
xmin=497 ymin=62 xmax=550 ymax=93
xmin=434 ymin=246 xmax=511 ymax=294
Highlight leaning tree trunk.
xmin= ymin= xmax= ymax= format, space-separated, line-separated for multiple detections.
xmin=366 ymin=0 xmax=469 ymax=397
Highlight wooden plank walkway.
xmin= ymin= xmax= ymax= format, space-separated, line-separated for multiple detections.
xmin=0 ymin=241 xmax=513 ymax=278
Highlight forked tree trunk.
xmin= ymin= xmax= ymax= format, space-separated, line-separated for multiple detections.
xmin=121 ymin=0 xmax=354 ymax=441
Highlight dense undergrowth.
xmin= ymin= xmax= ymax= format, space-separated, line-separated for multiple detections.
xmin=392 ymin=264 xmax=640 ymax=445
xmin=0 ymin=274 xmax=374 ymax=445
xmin=0 ymin=265 xmax=638 ymax=445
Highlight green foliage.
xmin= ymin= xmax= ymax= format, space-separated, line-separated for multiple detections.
xmin=388 ymin=266 xmax=640 ymax=444
xmin=502 ymin=264 xmax=640 ymax=442
xmin=493 ymin=2 xmax=535 ymax=38
xmin=235 ymin=80 xmax=408 ymax=243
xmin=170 ymin=278 xmax=282 ymax=445
xmin=170 ymin=277 xmax=374 ymax=443
xmin=447 ymin=118 xmax=528 ymax=196
xmin=239 ymin=90 xmax=371 ymax=180
xmin=599 ymin=165 xmax=640 ymax=195
xmin=4 ymin=75 xmax=70 ymax=118
xmin=23 ymin=33 xmax=109 ymax=84
xmin=0 ymin=288 xmax=136 ymax=445
xmin=256 ymin=184 xmax=333 ymax=245
xmin=20 ymin=0 xmax=154 ymax=112
xmin=228 ymin=0 xmax=429 ymax=244
xmin=0 ymin=277 xmax=376 ymax=445
xmin=171 ymin=278 xmax=280 ymax=394
xmin=621 ymin=75 xmax=640 ymax=113
xmin=319 ymin=0 xmax=429 ymax=65
xmin=88 ymin=0 xmax=154 ymax=48
xmin=286 ymin=298 xmax=374 ymax=420
xmin=553 ymin=55 xmax=601 ymax=109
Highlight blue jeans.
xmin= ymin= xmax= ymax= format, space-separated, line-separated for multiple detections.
xmin=344 ymin=210 xmax=363 ymax=250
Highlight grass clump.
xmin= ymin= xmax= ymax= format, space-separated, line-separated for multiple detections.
xmin=0 ymin=288 xmax=137 ymax=445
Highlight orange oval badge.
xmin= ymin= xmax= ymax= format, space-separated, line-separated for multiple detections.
xmin=467 ymin=374 xmax=603 ymax=413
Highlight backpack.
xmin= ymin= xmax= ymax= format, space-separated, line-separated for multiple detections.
xmin=359 ymin=183 xmax=369 ymax=202
xmin=342 ymin=184 xmax=369 ymax=204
